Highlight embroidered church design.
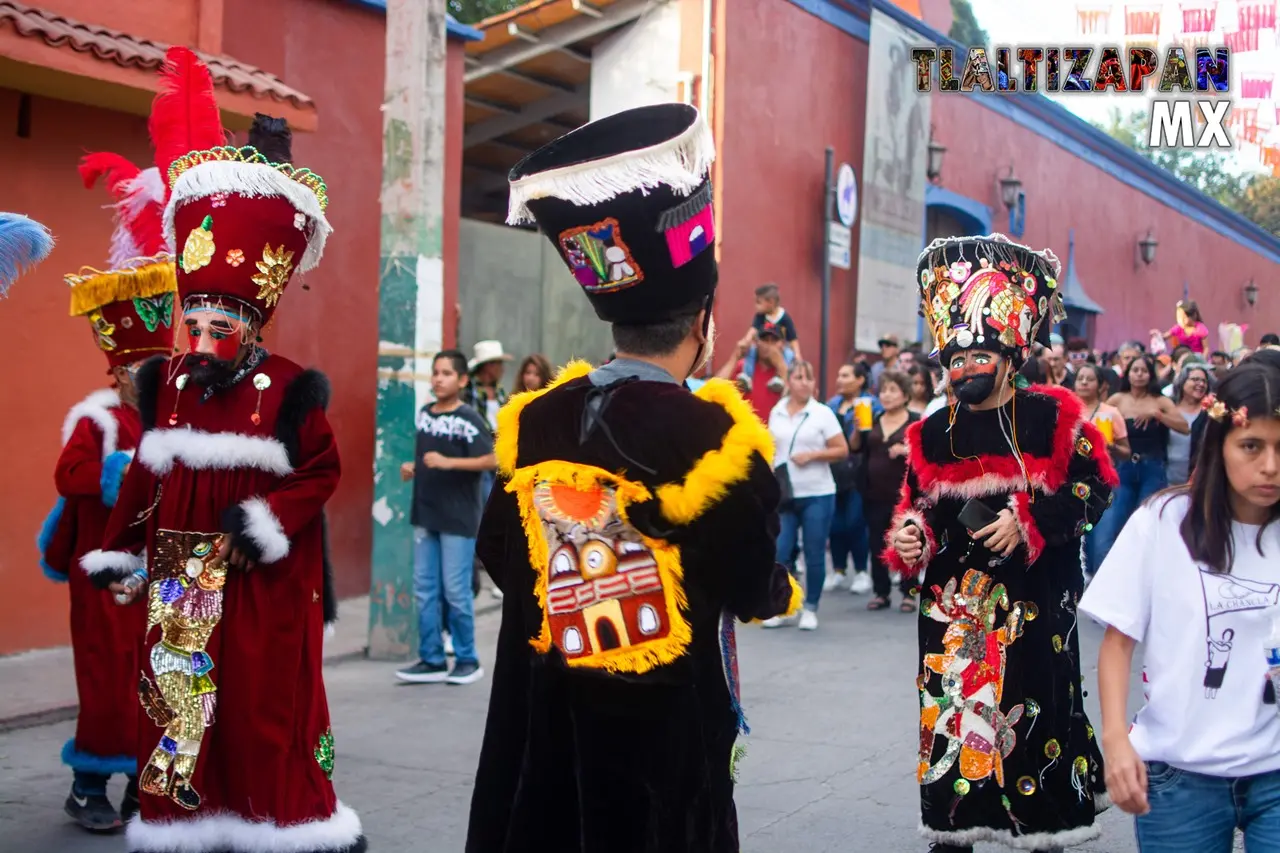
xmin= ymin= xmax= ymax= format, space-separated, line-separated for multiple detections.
xmin=517 ymin=464 xmax=691 ymax=674
xmin=656 ymin=182 xmax=715 ymax=268
xmin=1199 ymin=570 xmax=1280 ymax=699
xmin=558 ymin=218 xmax=643 ymax=294
xmin=138 ymin=529 xmax=228 ymax=810
xmin=919 ymin=570 xmax=1031 ymax=788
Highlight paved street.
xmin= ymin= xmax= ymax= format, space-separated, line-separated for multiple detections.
xmin=0 ymin=589 xmax=1146 ymax=853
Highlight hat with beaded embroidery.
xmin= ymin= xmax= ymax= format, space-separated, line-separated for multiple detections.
xmin=507 ymin=103 xmax=717 ymax=326
xmin=916 ymin=233 xmax=1066 ymax=366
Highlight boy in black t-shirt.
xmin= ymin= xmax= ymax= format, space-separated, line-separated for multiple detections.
xmin=738 ymin=282 xmax=800 ymax=393
xmin=395 ymin=350 xmax=496 ymax=686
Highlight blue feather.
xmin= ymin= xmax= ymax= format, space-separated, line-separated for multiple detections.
xmin=100 ymin=452 xmax=130 ymax=508
xmin=37 ymin=497 xmax=68 ymax=583
xmin=0 ymin=213 xmax=54 ymax=297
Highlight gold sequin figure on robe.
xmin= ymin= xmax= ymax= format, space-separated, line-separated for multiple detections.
xmin=137 ymin=530 xmax=227 ymax=811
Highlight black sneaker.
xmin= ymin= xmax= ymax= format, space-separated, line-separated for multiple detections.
xmin=395 ymin=660 xmax=448 ymax=683
xmin=120 ymin=776 xmax=140 ymax=824
xmin=65 ymin=785 xmax=122 ymax=832
xmin=446 ymin=661 xmax=485 ymax=685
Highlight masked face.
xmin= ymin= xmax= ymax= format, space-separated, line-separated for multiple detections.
xmin=948 ymin=350 xmax=1003 ymax=405
xmin=183 ymin=305 xmax=252 ymax=386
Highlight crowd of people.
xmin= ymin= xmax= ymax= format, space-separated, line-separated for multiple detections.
xmin=7 ymin=88 xmax=1280 ymax=853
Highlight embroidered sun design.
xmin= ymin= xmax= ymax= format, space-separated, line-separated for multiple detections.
xmin=225 ymin=249 xmax=245 ymax=267
xmin=181 ymin=215 xmax=215 ymax=273
xmin=250 ymin=244 xmax=295 ymax=307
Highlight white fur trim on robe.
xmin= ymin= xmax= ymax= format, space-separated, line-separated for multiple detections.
xmin=61 ymin=389 xmax=121 ymax=458
xmin=81 ymin=549 xmax=144 ymax=577
xmin=240 ymin=497 xmax=290 ymax=563
xmin=126 ymin=801 xmax=363 ymax=853
xmin=138 ymin=428 xmax=293 ymax=477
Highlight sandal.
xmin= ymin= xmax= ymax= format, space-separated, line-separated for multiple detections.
xmin=899 ymin=598 xmax=918 ymax=613
xmin=867 ymin=596 xmax=890 ymax=611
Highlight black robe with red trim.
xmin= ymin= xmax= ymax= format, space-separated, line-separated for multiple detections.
xmin=883 ymin=384 xmax=1119 ymax=851
xmin=466 ymin=362 xmax=800 ymax=853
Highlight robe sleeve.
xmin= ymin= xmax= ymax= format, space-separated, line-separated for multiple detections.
xmin=85 ymin=458 xmax=154 ymax=588
xmin=1009 ymin=419 xmax=1119 ymax=565
xmin=54 ymin=419 xmax=106 ymax=499
xmin=225 ymin=407 xmax=341 ymax=565
xmin=882 ymin=464 xmax=939 ymax=576
xmin=476 ymin=477 xmax=520 ymax=594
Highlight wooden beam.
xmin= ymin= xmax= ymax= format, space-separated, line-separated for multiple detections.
xmin=464 ymin=85 xmax=588 ymax=148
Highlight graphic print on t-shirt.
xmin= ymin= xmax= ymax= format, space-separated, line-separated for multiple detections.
xmin=417 ymin=409 xmax=481 ymax=441
xmin=1199 ymin=570 xmax=1280 ymax=699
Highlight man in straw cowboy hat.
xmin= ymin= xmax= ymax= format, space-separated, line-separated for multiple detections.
xmin=465 ymin=103 xmax=801 ymax=853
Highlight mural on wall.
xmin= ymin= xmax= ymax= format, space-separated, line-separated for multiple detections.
xmin=855 ymin=8 xmax=933 ymax=351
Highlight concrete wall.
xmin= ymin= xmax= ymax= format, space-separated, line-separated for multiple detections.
xmin=589 ymin=2 xmax=682 ymax=119
xmin=457 ymin=219 xmax=614 ymax=382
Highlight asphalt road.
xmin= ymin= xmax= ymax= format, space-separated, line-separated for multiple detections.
xmin=0 ymin=584 xmax=1155 ymax=853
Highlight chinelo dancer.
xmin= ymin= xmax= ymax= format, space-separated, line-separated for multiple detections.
xmin=83 ymin=46 xmax=362 ymax=853
xmin=38 ymin=138 xmax=177 ymax=831
xmin=465 ymin=103 xmax=802 ymax=853
xmin=887 ymin=235 xmax=1119 ymax=852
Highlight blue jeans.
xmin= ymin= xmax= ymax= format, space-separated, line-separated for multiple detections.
xmin=776 ymin=494 xmax=836 ymax=610
xmin=742 ymin=343 xmax=795 ymax=379
xmin=414 ymin=528 xmax=479 ymax=665
xmin=1089 ymin=456 xmax=1167 ymax=574
xmin=829 ymin=489 xmax=869 ymax=573
xmin=1136 ymin=761 xmax=1280 ymax=852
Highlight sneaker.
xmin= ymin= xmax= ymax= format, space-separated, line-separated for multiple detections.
xmin=444 ymin=633 xmax=455 ymax=657
xmin=760 ymin=616 xmax=788 ymax=629
xmin=850 ymin=571 xmax=873 ymax=595
xmin=65 ymin=785 xmax=122 ymax=832
xmin=736 ymin=372 xmax=753 ymax=392
xmin=120 ymin=776 xmax=140 ymax=824
xmin=395 ymin=660 xmax=449 ymax=683
xmin=823 ymin=572 xmax=848 ymax=592
xmin=798 ymin=609 xmax=819 ymax=631
xmin=447 ymin=661 xmax=485 ymax=685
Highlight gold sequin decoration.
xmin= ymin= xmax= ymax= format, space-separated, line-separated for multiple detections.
xmin=181 ymin=215 xmax=215 ymax=274
xmin=88 ymin=309 xmax=117 ymax=351
xmin=1044 ymin=739 xmax=1061 ymax=760
xmin=1072 ymin=482 xmax=1092 ymax=500
xmin=1017 ymin=776 xmax=1036 ymax=795
xmin=1024 ymin=602 xmax=1039 ymax=621
xmin=1052 ymin=634 xmax=1064 ymax=653
xmin=251 ymin=244 xmax=295 ymax=308
xmin=954 ymin=779 xmax=970 ymax=795
xmin=1076 ymin=436 xmax=1093 ymax=456
xmin=1074 ymin=756 xmax=1088 ymax=775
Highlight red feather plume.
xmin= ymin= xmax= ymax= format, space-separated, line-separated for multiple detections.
xmin=149 ymin=46 xmax=225 ymax=194
xmin=78 ymin=152 xmax=141 ymax=197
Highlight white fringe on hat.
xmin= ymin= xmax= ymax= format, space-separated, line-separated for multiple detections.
xmin=506 ymin=111 xmax=716 ymax=226
xmin=163 ymin=160 xmax=331 ymax=272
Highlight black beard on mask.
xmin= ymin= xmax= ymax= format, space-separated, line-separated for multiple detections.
xmin=953 ymin=373 xmax=997 ymax=405
xmin=189 ymin=355 xmax=237 ymax=387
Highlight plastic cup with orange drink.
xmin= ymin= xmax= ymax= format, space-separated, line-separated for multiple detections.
xmin=854 ymin=397 xmax=874 ymax=431
xmin=1095 ymin=413 xmax=1114 ymax=445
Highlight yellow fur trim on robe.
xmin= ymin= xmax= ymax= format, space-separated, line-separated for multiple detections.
xmin=66 ymin=260 xmax=177 ymax=316
xmin=655 ymin=378 xmax=775 ymax=526
xmin=495 ymin=360 xmax=593 ymax=478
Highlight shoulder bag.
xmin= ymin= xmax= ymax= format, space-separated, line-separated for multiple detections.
xmin=774 ymin=411 xmax=810 ymax=511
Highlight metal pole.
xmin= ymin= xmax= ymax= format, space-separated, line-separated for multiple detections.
xmin=820 ymin=147 xmax=834 ymax=400
xmin=368 ymin=0 xmax=447 ymax=659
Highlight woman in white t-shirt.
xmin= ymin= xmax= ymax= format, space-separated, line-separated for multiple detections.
xmin=763 ymin=361 xmax=847 ymax=632
xmin=1079 ymin=361 xmax=1280 ymax=852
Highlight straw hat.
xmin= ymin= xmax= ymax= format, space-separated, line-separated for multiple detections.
xmin=469 ymin=340 xmax=513 ymax=371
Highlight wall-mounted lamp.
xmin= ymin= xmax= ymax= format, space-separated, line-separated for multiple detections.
xmin=927 ymin=131 xmax=946 ymax=183
xmin=1135 ymin=230 xmax=1158 ymax=269
xmin=998 ymin=165 xmax=1022 ymax=211
xmin=1245 ymin=278 xmax=1259 ymax=308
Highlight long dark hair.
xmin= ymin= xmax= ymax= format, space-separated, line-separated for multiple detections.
xmin=1179 ymin=299 xmax=1203 ymax=324
xmin=1120 ymin=353 xmax=1158 ymax=394
xmin=517 ymin=353 xmax=553 ymax=392
xmin=907 ymin=364 xmax=934 ymax=403
xmin=1161 ymin=362 xmax=1280 ymax=573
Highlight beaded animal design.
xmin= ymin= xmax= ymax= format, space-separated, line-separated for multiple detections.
xmin=919 ymin=569 xmax=1032 ymax=788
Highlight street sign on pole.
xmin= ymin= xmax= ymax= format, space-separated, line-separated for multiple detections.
xmin=835 ymin=163 xmax=857 ymax=227
xmin=827 ymin=222 xmax=852 ymax=270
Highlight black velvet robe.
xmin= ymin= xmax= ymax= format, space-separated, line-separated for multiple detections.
xmin=465 ymin=363 xmax=798 ymax=853
xmin=883 ymin=384 xmax=1119 ymax=851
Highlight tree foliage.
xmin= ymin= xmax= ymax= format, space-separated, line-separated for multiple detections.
xmin=948 ymin=0 xmax=989 ymax=47
xmin=1093 ymin=107 xmax=1280 ymax=235
xmin=448 ymin=0 xmax=524 ymax=24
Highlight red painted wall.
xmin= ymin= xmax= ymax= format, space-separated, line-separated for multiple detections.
xmin=717 ymin=0 xmax=868 ymax=389
xmin=220 ymin=0 xmax=383 ymax=604
xmin=931 ymin=94 xmax=1280 ymax=350
xmin=0 ymin=90 xmax=156 ymax=653
xmin=445 ymin=40 xmax=464 ymax=350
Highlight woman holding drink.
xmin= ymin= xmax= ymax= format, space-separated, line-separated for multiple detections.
xmin=1074 ymin=362 xmax=1130 ymax=579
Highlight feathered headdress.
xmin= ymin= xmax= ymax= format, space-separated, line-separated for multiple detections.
xmin=148 ymin=46 xmax=226 ymax=198
xmin=78 ymin=153 xmax=169 ymax=266
xmin=0 ymin=213 xmax=54 ymax=297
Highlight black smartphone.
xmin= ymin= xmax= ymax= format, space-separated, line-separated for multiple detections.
xmin=958 ymin=498 xmax=999 ymax=534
